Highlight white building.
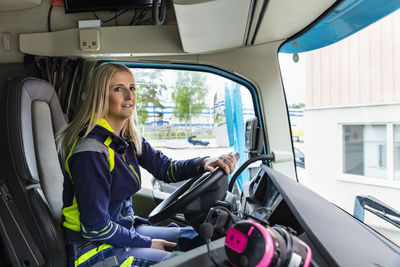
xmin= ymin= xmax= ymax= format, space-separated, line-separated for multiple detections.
xmin=302 ymin=9 xmax=400 ymax=219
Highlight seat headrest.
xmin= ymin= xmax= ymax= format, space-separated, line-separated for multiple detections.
xmin=3 ymin=77 xmax=66 ymax=182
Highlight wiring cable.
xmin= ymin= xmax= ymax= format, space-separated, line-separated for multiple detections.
xmin=93 ymin=9 xmax=129 ymax=24
xmin=47 ymin=5 xmax=53 ymax=32
xmin=152 ymin=0 xmax=166 ymax=25
xmin=138 ymin=19 xmax=153 ymax=25
xmin=48 ymin=0 xmax=64 ymax=32
xmin=129 ymin=9 xmax=139 ymax=25
xmin=129 ymin=9 xmax=148 ymax=25
xmin=135 ymin=10 xmax=148 ymax=25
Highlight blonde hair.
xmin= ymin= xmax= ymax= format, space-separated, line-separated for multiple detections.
xmin=56 ymin=63 xmax=142 ymax=159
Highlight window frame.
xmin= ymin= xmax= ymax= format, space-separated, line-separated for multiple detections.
xmin=98 ymin=60 xmax=269 ymax=190
xmin=98 ymin=60 xmax=265 ymax=134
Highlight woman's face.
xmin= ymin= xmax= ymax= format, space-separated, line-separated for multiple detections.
xmin=107 ymin=71 xmax=136 ymax=124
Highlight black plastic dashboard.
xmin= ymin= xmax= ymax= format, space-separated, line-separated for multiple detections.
xmin=154 ymin=165 xmax=400 ymax=266
xmin=265 ymin=167 xmax=400 ymax=266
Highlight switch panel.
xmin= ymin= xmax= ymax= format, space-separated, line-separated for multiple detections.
xmin=79 ymin=29 xmax=100 ymax=51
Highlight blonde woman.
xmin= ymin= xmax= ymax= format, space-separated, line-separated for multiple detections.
xmin=57 ymin=63 xmax=238 ymax=267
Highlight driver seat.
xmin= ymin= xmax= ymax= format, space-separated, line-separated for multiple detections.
xmin=0 ymin=77 xmax=67 ymax=266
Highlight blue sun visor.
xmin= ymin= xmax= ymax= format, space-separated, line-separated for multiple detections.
xmin=280 ymin=0 xmax=400 ymax=53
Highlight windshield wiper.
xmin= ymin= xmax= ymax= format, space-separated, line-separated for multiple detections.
xmin=354 ymin=195 xmax=400 ymax=229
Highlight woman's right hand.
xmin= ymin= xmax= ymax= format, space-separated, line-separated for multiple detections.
xmin=150 ymin=239 xmax=177 ymax=251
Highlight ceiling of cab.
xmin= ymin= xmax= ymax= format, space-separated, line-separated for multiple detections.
xmin=173 ymin=0 xmax=337 ymax=53
xmin=249 ymin=0 xmax=337 ymax=45
xmin=0 ymin=0 xmax=338 ymax=62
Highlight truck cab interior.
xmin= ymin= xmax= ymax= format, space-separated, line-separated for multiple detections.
xmin=0 ymin=0 xmax=400 ymax=266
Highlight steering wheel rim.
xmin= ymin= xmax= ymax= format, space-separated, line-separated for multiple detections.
xmin=148 ymin=168 xmax=226 ymax=224
xmin=227 ymin=153 xmax=274 ymax=192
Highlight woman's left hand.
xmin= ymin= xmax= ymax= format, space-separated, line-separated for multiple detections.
xmin=202 ymin=152 xmax=239 ymax=175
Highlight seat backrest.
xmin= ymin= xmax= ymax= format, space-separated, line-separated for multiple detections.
xmin=0 ymin=77 xmax=67 ymax=266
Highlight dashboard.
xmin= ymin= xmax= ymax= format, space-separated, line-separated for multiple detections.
xmin=154 ymin=163 xmax=400 ymax=267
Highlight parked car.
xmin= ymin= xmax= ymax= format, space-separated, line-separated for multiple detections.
xmin=151 ymin=176 xmax=185 ymax=194
xmin=294 ymin=146 xmax=305 ymax=168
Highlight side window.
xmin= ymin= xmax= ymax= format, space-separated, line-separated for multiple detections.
xmin=130 ymin=67 xmax=256 ymax=191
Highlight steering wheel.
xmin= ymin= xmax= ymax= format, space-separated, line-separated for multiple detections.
xmin=148 ymin=154 xmax=275 ymax=224
xmin=148 ymin=168 xmax=226 ymax=224
xmin=227 ymin=154 xmax=274 ymax=192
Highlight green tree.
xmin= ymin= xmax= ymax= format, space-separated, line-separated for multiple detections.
xmin=134 ymin=69 xmax=167 ymax=126
xmin=172 ymin=71 xmax=208 ymax=133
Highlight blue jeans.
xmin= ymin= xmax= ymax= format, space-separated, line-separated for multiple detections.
xmin=67 ymin=223 xmax=202 ymax=267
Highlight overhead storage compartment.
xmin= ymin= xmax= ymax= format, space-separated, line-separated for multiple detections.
xmin=19 ymin=25 xmax=186 ymax=58
xmin=173 ymin=0 xmax=252 ymax=53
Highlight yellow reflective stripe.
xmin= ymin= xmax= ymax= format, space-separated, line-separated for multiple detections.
xmin=65 ymin=137 xmax=80 ymax=178
xmin=74 ymin=244 xmax=112 ymax=267
xmin=128 ymin=165 xmax=140 ymax=185
xmin=129 ymin=138 xmax=137 ymax=155
xmin=104 ymin=136 xmax=112 ymax=147
xmin=62 ymin=196 xmax=80 ymax=232
xmin=170 ymin=161 xmax=176 ymax=182
xmin=122 ymin=154 xmax=141 ymax=185
xmin=82 ymin=224 xmax=113 ymax=239
xmin=104 ymin=136 xmax=115 ymax=172
xmin=120 ymin=256 xmax=134 ymax=267
xmin=166 ymin=170 xmax=172 ymax=183
xmin=81 ymin=222 xmax=112 ymax=236
xmin=96 ymin=118 xmax=115 ymax=133
xmin=107 ymin=146 xmax=115 ymax=172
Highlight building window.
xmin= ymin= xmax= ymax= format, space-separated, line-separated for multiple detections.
xmin=343 ymin=125 xmax=386 ymax=179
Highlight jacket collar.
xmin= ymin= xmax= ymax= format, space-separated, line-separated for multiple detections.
xmin=93 ymin=118 xmax=129 ymax=154
xmin=96 ymin=118 xmax=115 ymax=133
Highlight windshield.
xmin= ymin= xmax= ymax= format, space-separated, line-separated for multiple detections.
xmin=279 ymin=8 xmax=400 ymax=246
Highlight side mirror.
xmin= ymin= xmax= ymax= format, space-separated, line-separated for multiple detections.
xmin=245 ymin=117 xmax=264 ymax=157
